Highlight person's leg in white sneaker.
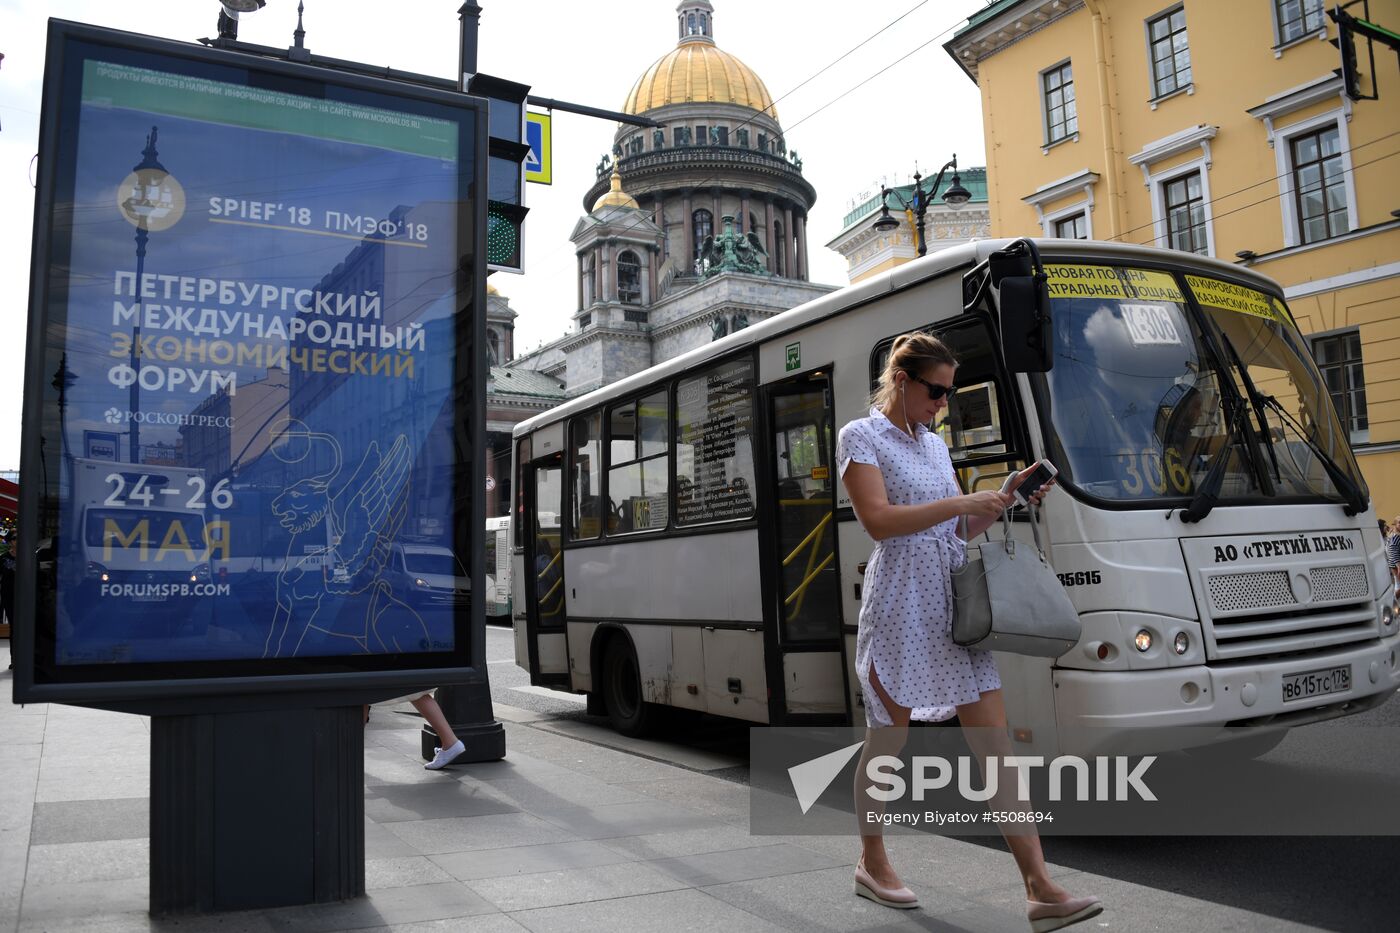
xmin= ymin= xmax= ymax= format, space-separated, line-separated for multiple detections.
xmin=413 ymin=693 xmax=464 ymax=770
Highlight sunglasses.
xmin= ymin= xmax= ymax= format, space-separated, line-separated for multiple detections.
xmin=909 ymin=374 xmax=958 ymax=402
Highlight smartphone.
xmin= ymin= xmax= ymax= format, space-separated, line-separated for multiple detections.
xmin=1003 ymin=459 xmax=1058 ymax=504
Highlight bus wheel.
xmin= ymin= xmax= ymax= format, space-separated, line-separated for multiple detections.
xmin=1183 ymin=729 xmax=1287 ymax=762
xmin=602 ymin=637 xmax=656 ymax=737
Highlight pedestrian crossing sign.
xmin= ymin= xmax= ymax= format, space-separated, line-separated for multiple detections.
xmin=525 ymin=111 xmax=551 ymax=185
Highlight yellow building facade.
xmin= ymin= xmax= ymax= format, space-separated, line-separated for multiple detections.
xmin=946 ymin=0 xmax=1400 ymax=518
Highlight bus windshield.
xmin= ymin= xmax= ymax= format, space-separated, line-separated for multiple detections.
xmin=1039 ymin=264 xmax=1367 ymax=506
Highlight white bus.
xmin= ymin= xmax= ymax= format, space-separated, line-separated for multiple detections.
xmin=510 ymin=238 xmax=1399 ymax=758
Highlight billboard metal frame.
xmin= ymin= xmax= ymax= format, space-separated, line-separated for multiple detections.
xmin=15 ymin=20 xmax=491 ymax=714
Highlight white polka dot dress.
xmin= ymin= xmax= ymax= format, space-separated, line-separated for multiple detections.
xmin=838 ymin=407 xmax=1000 ymax=727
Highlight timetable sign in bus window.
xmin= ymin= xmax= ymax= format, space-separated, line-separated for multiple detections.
xmin=21 ymin=24 xmax=485 ymax=695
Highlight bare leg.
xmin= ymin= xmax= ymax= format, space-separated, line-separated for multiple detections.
xmin=955 ymin=689 xmax=1074 ymax=904
xmin=411 ymin=694 xmax=458 ymax=748
xmin=853 ymin=665 xmax=912 ymax=890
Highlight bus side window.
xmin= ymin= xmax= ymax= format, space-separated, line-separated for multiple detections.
xmin=873 ymin=322 xmax=1028 ymax=491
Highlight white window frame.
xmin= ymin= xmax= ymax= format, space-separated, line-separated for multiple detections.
xmin=1148 ymin=159 xmax=1217 ymax=257
xmin=1273 ymin=109 xmax=1359 ymax=248
xmin=1143 ymin=4 xmax=1194 ymax=105
xmin=1023 ymin=169 xmax=1098 ymax=236
xmin=1047 ymin=205 xmax=1091 ymax=240
xmin=1270 ymin=0 xmax=1329 ymax=55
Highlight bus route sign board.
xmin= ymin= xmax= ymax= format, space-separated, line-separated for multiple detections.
xmin=15 ymin=21 xmax=490 ymax=710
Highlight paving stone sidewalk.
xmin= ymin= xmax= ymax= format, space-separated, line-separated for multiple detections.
xmin=1 ymin=643 xmax=1325 ymax=933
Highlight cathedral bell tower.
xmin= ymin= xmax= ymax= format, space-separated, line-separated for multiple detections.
xmin=562 ymin=169 xmax=665 ymax=396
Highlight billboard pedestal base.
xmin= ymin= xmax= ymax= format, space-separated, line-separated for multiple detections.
xmin=150 ymin=707 xmax=365 ymax=914
xmin=422 ymin=676 xmax=505 ymax=763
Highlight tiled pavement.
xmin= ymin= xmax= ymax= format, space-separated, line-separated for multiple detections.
xmin=0 ymin=644 xmax=1330 ymax=932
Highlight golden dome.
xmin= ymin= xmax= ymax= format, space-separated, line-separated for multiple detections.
xmin=623 ymin=38 xmax=777 ymax=120
xmin=592 ymin=168 xmax=641 ymax=212
xmin=486 ymin=282 xmax=500 ymax=295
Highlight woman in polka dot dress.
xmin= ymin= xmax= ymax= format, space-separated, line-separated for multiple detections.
xmin=838 ymin=332 xmax=1102 ymax=932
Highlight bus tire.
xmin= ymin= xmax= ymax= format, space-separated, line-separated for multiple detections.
xmin=601 ymin=636 xmax=656 ymax=737
xmin=1183 ymin=729 xmax=1287 ymax=762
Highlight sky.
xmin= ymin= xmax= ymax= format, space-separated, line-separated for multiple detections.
xmin=0 ymin=0 xmax=994 ymax=469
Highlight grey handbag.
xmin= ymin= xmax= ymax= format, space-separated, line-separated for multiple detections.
xmin=951 ymin=505 xmax=1080 ymax=657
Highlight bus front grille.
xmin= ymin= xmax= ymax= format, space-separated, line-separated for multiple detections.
xmin=1202 ymin=562 xmax=1376 ymax=662
xmin=1207 ymin=571 xmax=1293 ymax=613
xmin=1206 ymin=564 xmax=1370 ymax=617
xmin=1207 ymin=603 xmax=1376 ymax=661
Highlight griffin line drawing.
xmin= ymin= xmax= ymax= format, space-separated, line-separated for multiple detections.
xmin=262 ymin=424 xmax=428 ymax=658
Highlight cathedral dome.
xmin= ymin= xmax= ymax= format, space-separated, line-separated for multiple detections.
xmin=622 ymin=2 xmax=776 ymax=120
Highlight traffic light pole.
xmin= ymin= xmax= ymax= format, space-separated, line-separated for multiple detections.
xmin=413 ymin=0 xmax=508 ymax=766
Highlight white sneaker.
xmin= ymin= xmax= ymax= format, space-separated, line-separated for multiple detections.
xmin=424 ymin=739 xmax=465 ymax=770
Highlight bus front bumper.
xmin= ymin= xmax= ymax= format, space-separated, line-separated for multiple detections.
xmin=1051 ymin=632 xmax=1400 ymax=755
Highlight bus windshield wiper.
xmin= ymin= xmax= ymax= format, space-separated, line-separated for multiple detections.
xmin=1256 ymin=393 xmax=1367 ymax=516
xmin=1179 ymin=397 xmax=1249 ymax=524
xmin=1216 ymin=331 xmax=1281 ymax=486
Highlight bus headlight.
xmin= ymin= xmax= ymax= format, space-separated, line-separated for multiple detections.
xmin=1173 ymin=632 xmax=1190 ymax=655
xmin=1134 ymin=630 xmax=1153 ymax=652
xmin=1383 ymin=603 xmax=1395 ymax=628
xmin=86 ymin=561 xmax=110 ymax=582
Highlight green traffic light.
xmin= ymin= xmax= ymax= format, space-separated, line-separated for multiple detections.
xmin=487 ymin=207 xmax=519 ymax=267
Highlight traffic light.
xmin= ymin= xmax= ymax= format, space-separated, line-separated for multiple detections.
xmin=486 ymin=200 xmax=527 ymax=270
xmin=469 ymin=73 xmax=532 ymax=274
xmin=1330 ymin=7 xmax=1365 ymax=101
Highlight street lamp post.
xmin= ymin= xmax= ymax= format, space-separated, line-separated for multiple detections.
xmin=871 ymin=154 xmax=972 ymax=257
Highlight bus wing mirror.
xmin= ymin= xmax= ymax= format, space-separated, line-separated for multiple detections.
xmin=997 ymin=273 xmax=1053 ymax=373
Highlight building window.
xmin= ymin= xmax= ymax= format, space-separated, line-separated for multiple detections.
xmin=1147 ymin=7 xmax=1191 ymax=98
xmin=692 ymin=209 xmax=713 ymax=260
xmin=487 ymin=329 xmax=501 ymax=365
xmin=1054 ymin=212 xmax=1087 ymax=239
xmin=773 ymin=220 xmax=785 ymax=275
xmin=1042 ymin=61 xmax=1077 ymax=144
xmin=1276 ymin=0 xmax=1325 ymax=45
xmin=1164 ymin=171 xmax=1208 ymax=254
xmin=1312 ymin=330 xmax=1367 ymax=436
xmin=673 ymin=126 xmax=689 ymax=147
xmin=1291 ymin=124 xmax=1348 ymax=244
xmin=714 ymin=126 xmax=729 ymax=146
xmin=696 ymin=125 xmax=708 ymax=145
xmin=617 ymin=250 xmax=642 ymax=304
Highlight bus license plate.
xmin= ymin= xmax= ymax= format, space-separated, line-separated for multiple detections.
xmin=1282 ymin=665 xmax=1350 ymax=702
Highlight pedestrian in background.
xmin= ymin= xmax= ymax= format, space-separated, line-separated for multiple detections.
xmin=364 ymin=689 xmax=465 ymax=770
xmin=838 ymin=332 xmax=1102 ymax=931
xmin=2 ymin=530 xmax=16 ymax=625
xmin=1386 ymin=517 xmax=1400 ymax=601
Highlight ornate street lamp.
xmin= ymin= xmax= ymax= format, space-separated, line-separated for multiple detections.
xmin=217 ymin=1 xmax=267 ymax=41
xmin=872 ymin=154 xmax=972 ymax=257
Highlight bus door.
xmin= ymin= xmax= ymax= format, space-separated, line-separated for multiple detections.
xmin=523 ymin=452 xmax=569 ymax=684
xmin=762 ymin=371 xmax=850 ymax=723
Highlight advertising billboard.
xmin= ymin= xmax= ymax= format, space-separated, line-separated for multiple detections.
xmin=16 ymin=22 xmax=488 ymax=707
